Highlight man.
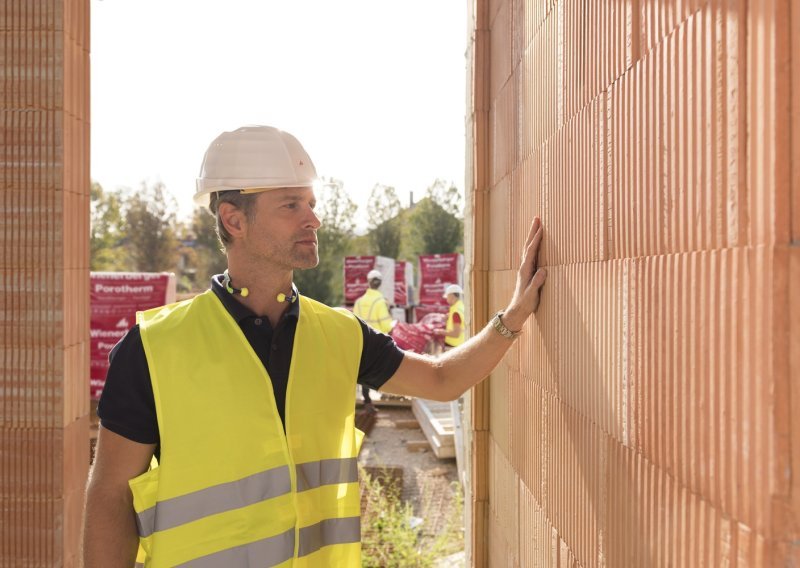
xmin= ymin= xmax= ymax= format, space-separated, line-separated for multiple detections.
xmin=352 ymin=269 xmax=393 ymax=335
xmin=82 ymin=125 xmax=547 ymax=568
xmin=352 ymin=269 xmax=394 ymax=414
xmin=434 ymin=283 xmax=465 ymax=349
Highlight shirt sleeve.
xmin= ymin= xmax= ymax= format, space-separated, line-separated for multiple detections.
xmin=356 ymin=317 xmax=405 ymax=390
xmin=452 ymin=312 xmax=463 ymax=325
xmin=96 ymin=325 xmax=160 ymax=445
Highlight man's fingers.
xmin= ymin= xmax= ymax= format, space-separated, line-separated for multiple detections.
xmin=531 ymin=267 xmax=547 ymax=289
xmin=524 ymin=217 xmax=541 ymax=249
xmin=522 ymin=225 xmax=544 ymax=267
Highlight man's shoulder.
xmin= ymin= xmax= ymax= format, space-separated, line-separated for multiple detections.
xmin=138 ymin=290 xmax=216 ymax=330
xmin=300 ymin=296 xmax=362 ymax=337
xmin=300 ymin=295 xmax=354 ymax=316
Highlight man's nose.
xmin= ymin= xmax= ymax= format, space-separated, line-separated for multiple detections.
xmin=305 ymin=206 xmax=322 ymax=229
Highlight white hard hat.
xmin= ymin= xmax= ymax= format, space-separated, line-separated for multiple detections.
xmin=443 ymin=283 xmax=463 ymax=297
xmin=195 ymin=125 xmax=318 ymax=209
xmin=367 ymin=269 xmax=383 ymax=280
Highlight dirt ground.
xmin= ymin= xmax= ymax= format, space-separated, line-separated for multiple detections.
xmin=357 ymin=400 xmax=463 ymax=545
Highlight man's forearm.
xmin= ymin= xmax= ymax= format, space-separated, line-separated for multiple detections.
xmin=389 ymin=315 xmax=522 ymax=402
xmin=431 ymin=317 xmax=521 ymax=399
xmin=83 ymin=479 xmax=140 ymax=568
xmin=382 ymin=217 xmax=547 ymax=403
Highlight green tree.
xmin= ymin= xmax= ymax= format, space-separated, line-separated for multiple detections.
xmin=189 ymin=207 xmax=227 ymax=289
xmin=123 ymin=181 xmax=180 ymax=272
xmin=409 ymin=179 xmax=464 ymax=254
xmin=90 ymin=181 xmax=130 ymax=270
xmin=366 ymin=183 xmax=402 ymax=258
xmin=293 ymin=178 xmax=357 ymax=305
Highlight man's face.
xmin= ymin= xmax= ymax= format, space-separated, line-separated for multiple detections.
xmin=445 ymin=293 xmax=458 ymax=306
xmin=239 ymin=186 xmax=321 ymax=270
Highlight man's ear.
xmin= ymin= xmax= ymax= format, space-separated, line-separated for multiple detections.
xmin=218 ymin=202 xmax=246 ymax=240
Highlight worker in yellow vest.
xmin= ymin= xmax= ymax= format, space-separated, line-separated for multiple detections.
xmin=352 ymin=269 xmax=394 ymax=412
xmin=83 ymin=125 xmax=548 ymax=568
xmin=353 ymin=269 xmax=394 ymax=334
xmin=434 ymin=283 xmax=465 ymax=349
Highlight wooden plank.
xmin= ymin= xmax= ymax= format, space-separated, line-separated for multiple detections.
xmin=411 ymin=398 xmax=456 ymax=459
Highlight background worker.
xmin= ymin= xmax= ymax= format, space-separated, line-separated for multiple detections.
xmin=82 ymin=124 xmax=547 ymax=568
xmin=434 ymin=283 xmax=465 ymax=350
xmin=352 ymin=269 xmax=395 ymax=412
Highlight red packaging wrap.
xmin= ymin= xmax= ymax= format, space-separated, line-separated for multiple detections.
xmin=394 ymin=260 xmax=415 ymax=306
xmin=390 ymin=313 xmax=446 ymax=354
xmin=343 ymin=256 xmax=395 ymax=305
xmin=418 ymin=253 xmax=462 ymax=306
xmin=414 ymin=303 xmax=450 ymax=322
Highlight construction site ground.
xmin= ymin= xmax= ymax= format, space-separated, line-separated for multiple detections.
xmin=357 ymin=398 xmax=464 ymax=564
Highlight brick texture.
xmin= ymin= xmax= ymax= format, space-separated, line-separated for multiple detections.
xmin=467 ymin=0 xmax=799 ymax=565
xmin=1 ymin=1 xmax=90 ymax=566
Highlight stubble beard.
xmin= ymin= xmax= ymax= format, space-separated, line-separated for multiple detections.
xmin=292 ymin=244 xmax=319 ymax=270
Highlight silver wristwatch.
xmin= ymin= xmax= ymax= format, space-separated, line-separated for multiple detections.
xmin=490 ymin=311 xmax=520 ymax=339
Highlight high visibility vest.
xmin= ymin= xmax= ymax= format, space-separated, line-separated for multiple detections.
xmin=130 ymin=291 xmax=363 ymax=567
xmin=352 ymin=288 xmax=393 ymax=334
xmin=445 ymin=299 xmax=465 ymax=347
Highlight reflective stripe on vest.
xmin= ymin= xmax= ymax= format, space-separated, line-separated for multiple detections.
xmin=135 ymin=457 xmax=358 ymax=538
xmin=176 ymin=528 xmax=295 ymax=568
xmin=134 ymin=292 xmax=363 ymax=567
xmin=135 ymin=465 xmax=291 ymax=538
xmin=297 ymin=517 xmax=361 ymax=558
xmin=296 ymin=457 xmax=358 ymax=493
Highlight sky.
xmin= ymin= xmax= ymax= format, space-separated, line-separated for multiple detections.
xmin=90 ymin=0 xmax=468 ymax=232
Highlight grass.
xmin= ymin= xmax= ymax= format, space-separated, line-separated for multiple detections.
xmin=360 ymin=465 xmax=464 ymax=568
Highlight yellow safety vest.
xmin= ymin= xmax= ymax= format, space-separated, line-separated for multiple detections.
xmin=445 ymin=299 xmax=465 ymax=347
xmin=130 ymin=291 xmax=363 ymax=567
xmin=352 ymin=288 xmax=393 ymax=334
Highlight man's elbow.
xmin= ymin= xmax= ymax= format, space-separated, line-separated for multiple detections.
xmin=426 ymin=362 xmax=466 ymax=402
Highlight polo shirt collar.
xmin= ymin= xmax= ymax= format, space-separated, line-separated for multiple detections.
xmin=210 ymin=274 xmax=300 ymax=323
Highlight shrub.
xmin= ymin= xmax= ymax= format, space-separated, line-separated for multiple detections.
xmin=360 ymin=465 xmax=464 ymax=567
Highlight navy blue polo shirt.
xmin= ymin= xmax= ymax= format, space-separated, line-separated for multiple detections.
xmin=97 ymin=275 xmax=405 ymax=446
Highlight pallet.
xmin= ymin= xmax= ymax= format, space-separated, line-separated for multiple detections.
xmin=411 ymin=398 xmax=455 ymax=459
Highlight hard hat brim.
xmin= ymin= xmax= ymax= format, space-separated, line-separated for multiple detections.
xmin=194 ymin=179 xmax=318 ymax=208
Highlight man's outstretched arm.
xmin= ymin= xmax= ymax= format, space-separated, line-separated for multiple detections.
xmin=381 ymin=217 xmax=548 ymax=402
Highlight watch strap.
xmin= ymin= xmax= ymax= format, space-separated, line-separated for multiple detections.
xmin=491 ymin=311 xmax=520 ymax=339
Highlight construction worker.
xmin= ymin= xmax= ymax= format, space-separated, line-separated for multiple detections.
xmin=352 ymin=269 xmax=394 ymax=414
xmin=353 ymin=269 xmax=394 ymax=334
xmin=82 ymin=125 xmax=547 ymax=568
xmin=434 ymin=283 xmax=465 ymax=349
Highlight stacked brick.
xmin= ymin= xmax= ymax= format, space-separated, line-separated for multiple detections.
xmin=467 ymin=0 xmax=799 ymax=565
xmin=1 ymin=1 xmax=90 ymax=566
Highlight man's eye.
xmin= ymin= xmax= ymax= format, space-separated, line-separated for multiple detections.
xmin=285 ymin=203 xmax=297 ymax=209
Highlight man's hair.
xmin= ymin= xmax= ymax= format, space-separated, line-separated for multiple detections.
xmin=208 ymin=191 xmax=259 ymax=252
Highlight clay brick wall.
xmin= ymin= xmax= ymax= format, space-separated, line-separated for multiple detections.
xmin=466 ymin=0 xmax=799 ymax=565
xmin=1 ymin=1 xmax=90 ymax=566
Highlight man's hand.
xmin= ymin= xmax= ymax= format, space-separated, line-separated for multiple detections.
xmin=501 ymin=217 xmax=547 ymax=331
xmin=355 ymin=403 xmax=378 ymax=436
